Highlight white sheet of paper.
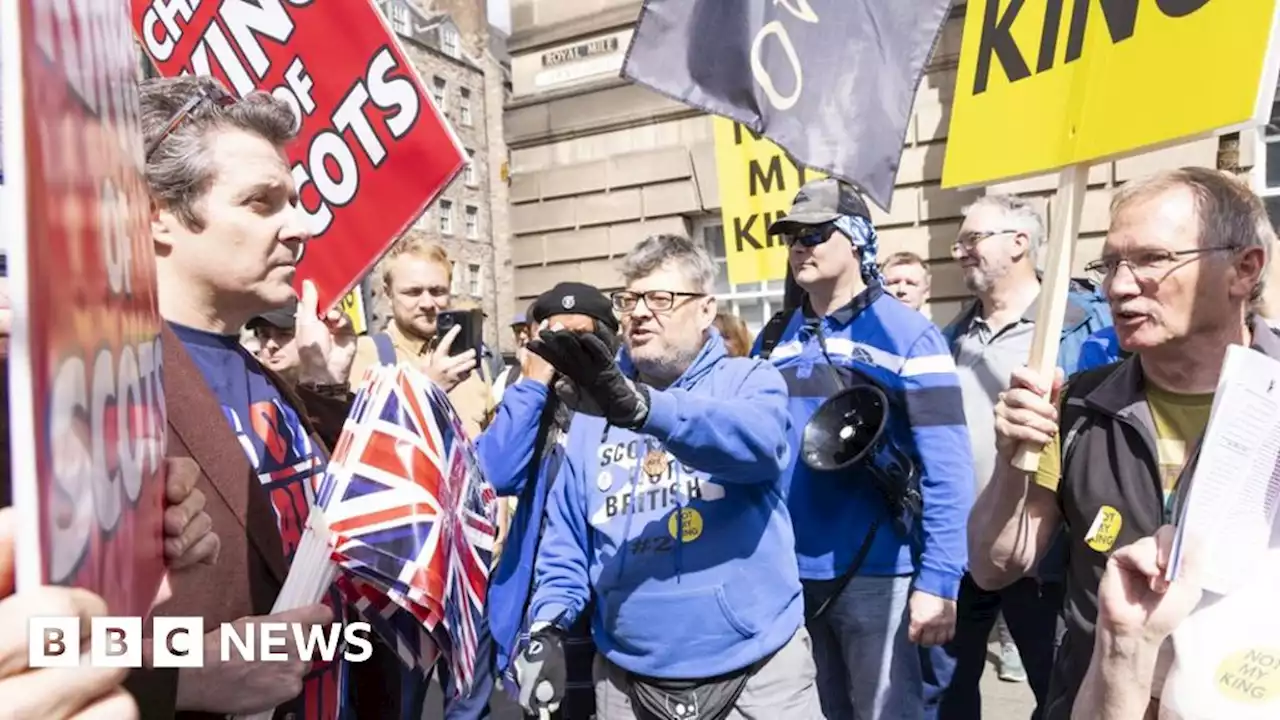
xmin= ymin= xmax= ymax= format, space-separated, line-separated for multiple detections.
xmin=1168 ymin=344 xmax=1280 ymax=595
xmin=233 ymin=512 xmax=338 ymax=720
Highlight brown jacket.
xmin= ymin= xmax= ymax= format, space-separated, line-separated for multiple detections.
xmin=125 ymin=324 xmax=399 ymax=720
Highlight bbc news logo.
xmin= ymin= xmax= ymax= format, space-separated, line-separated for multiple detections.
xmin=29 ymin=617 xmax=374 ymax=668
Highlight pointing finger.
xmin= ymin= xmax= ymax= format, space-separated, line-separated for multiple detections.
xmin=300 ymin=280 xmax=319 ymax=316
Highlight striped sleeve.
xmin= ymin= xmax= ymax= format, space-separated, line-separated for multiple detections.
xmin=901 ymin=326 xmax=975 ymax=601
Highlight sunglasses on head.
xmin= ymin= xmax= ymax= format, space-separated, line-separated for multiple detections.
xmin=144 ymin=83 xmax=236 ymax=162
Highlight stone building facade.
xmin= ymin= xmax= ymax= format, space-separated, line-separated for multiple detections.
xmin=370 ymin=0 xmax=514 ymax=353
xmin=504 ymin=0 xmax=1279 ymax=335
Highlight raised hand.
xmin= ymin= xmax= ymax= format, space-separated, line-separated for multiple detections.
xmin=294 ymin=280 xmax=357 ymax=386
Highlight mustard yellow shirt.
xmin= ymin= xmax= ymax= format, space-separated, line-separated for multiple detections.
xmin=351 ymin=322 xmax=495 ymax=440
xmin=1035 ymin=385 xmax=1212 ymax=516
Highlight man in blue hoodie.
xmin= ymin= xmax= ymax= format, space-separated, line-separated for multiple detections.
xmin=515 ymin=234 xmax=820 ymax=719
xmin=484 ymin=282 xmax=621 ymax=719
xmin=755 ymin=179 xmax=975 ymax=720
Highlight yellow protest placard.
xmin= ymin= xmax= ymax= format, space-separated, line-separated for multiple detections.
xmin=943 ymin=0 xmax=1280 ymax=188
xmin=712 ymin=117 xmax=824 ymax=285
xmin=339 ymin=288 xmax=368 ymax=335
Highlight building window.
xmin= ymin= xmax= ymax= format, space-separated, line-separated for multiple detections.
xmin=465 ymin=205 xmax=479 ymax=238
xmin=442 ymin=26 xmax=460 ymax=58
xmin=697 ymin=220 xmax=784 ymax=338
xmin=439 ymin=199 xmax=454 ymax=235
xmin=468 ymin=263 xmax=482 ymax=295
xmin=432 ymin=76 xmax=446 ymax=109
xmin=387 ymin=1 xmax=410 ymax=36
xmin=464 ymin=149 xmax=477 ymax=186
xmin=1259 ymin=94 xmax=1280 ymax=228
xmin=451 ymin=261 xmax=463 ymax=294
xmin=459 ymin=87 xmax=472 ymax=126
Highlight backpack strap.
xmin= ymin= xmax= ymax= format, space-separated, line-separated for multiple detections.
xmin=756 ymin=310 xmax=792 ymax=360
xmin=372 ymin=332 xmax=397 ymax=367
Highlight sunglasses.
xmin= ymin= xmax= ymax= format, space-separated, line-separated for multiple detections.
xmin=144 ymin=84 xmax=236 ymax=162
xmin=782 ymin=223 xmax=841 ymax=248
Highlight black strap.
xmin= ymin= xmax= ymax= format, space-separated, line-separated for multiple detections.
xmin=755 ymin=310 xmax=791 ymax=360
xmin=804 ymin=515 xmax=883 ymax=621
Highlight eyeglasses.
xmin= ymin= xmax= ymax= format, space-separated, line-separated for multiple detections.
xmin=144 ymin=83 xmax=236 ymax=162
xmin=611 ymin=290 xmax=705 ymax=313
xmin=951 ymin=229 xmax=1020 ymax=251
xmin=782 ymin=224 xmax=841 ymax=248
xmin=1083 ymin=246 xmax=1236 ymax=284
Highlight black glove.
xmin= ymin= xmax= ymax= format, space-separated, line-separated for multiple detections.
xmin=528 ymin=330 xmax=650 ymax=430
xmin=515 ymin=625 xmax=567 ymax=715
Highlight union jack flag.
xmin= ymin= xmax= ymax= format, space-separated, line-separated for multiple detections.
xmin=313 ymin=366 xmax=497 ymax=697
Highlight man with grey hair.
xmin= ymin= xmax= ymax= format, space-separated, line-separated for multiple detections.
xmin=514 ymin=234 xmax=820 ymax=719
xmin=932 ymin=193 xmax=1081 ymax=718
xmin=971 ymin=167 xmax=1275 ymax=719
xmin=125 ymin=75 xmax=395 ymax=719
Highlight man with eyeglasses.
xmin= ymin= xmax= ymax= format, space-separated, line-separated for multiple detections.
xmin=753 ymin=178 xmax=974 ymax=720
xmin=968 ymin=167 xmax=1277 ymax=720
xmin=931 ymin=194 xmax=1103 ymax=719
xmin=514 ymin=234 xmax=820 ymax=719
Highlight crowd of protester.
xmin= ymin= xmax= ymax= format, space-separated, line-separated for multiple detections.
xmin=3 ymin=72 xmax=1278 ymax=720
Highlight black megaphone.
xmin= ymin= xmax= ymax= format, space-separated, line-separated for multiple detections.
xmin=801 ymin=384 xmax=889 ymax=472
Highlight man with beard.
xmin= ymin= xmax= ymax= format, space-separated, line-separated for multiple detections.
xmin=515 ymin=235 xmax=819 ymax=719
xmin=934 ymin=195 xmax=1079 ymax=718
xmin=351 ymin=242 xmax=500 ymax=439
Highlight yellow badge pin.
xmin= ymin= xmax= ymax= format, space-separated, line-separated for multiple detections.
xmin=1085 ymin=505 xmax=1124 ymax=553
xmin=668 ymin=508 xmax=703 ymax=542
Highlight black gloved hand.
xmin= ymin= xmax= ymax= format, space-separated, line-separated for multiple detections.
xmin=515 ymin=625 xmax=567 ymax=715
xmin=528 ymin=330 xmax=650 ymax=429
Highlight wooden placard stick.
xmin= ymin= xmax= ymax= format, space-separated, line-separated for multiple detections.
xmin=1011 ymin=164 xmax=1089 ymax=472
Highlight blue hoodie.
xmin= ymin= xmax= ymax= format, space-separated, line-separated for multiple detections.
xmin=528 ymin=331 xmax=802 ymax=679
xmin=755 ymin=285 xmax=974 ymax=600
xmin=471 ymin=379 xmax=556 ymax=673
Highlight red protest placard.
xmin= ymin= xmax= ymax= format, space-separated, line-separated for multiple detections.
xmin=2 ymin=0 xmax=168 ymax=617
xmin=131 ymin=0 xmax=467 ymax=313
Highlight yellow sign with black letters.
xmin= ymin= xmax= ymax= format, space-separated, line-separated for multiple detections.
xmin=943 ymin=0 xmax=1280 ymax=188
xmin=712 ymin=117 xmax=825 ymax=286
xmin=339 ymin=288 xmax=368 ymax=335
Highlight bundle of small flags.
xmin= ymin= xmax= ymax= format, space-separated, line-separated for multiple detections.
xmin=315 ymin=364 xmax=498 ymax=696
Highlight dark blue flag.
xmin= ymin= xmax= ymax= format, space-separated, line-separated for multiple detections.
xmin=621 ymin=0 xmax=952 ymax=210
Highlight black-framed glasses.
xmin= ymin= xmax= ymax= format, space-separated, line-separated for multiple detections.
xmin=144 ymin=83 xmax=236 ymax=161
xmin=782 ymin=223 xmax=841 ymax=248
xmin=611 ymin=290 xmax=705 ymax=313
xmin=951 ymin=229 xmax=1020 ymax=251
xmin=1084 ymin=246 xmax=1236 ymax=284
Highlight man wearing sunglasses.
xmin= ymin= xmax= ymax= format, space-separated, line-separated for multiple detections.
xmin=969 ymin=167 xmax=1277 ymax=720
xmin=754 ymin=178 xmax=974 ymax=720
xmin=514 ymin=234 xmax=819 ymax=719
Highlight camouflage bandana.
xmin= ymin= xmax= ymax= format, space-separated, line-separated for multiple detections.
xmin=833 ymin=215 xmax=883 ymax=285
